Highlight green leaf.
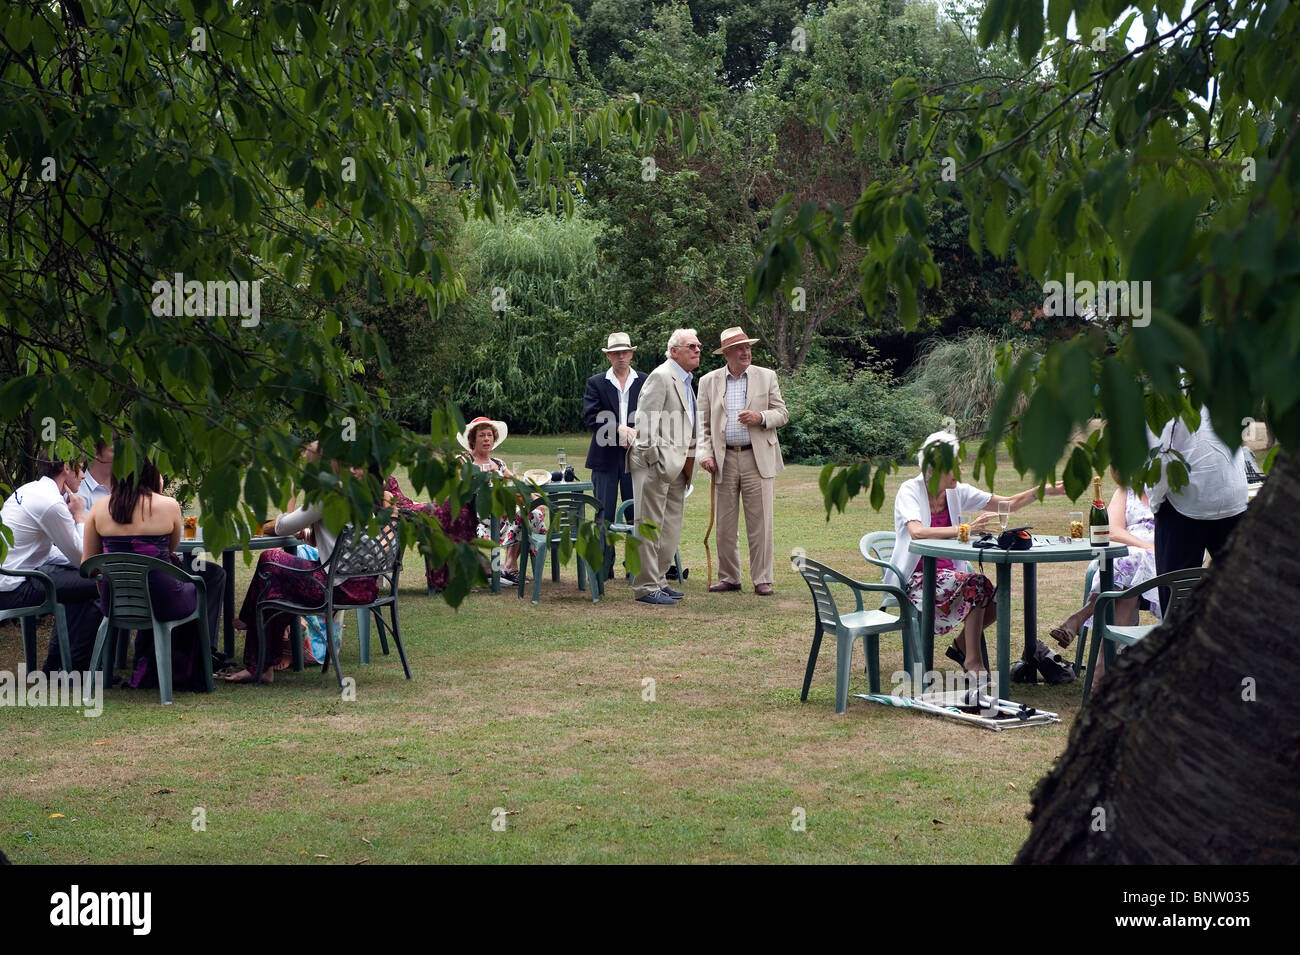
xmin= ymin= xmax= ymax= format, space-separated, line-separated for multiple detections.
xmin=1017 ymin=1 xmax=1044 ymax=63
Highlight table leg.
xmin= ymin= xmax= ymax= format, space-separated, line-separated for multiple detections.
xmin=222 ymin=550 xmax=236 ymax=659
xmin=1022 ymin=563 xmax=1037 ymax=662
xmin=921 ymin=556 xmax=936 ymax=678
xmin=996 ymin=563 xmax=1012 ymax=700
xmin=1099 ymin=554 xmax=1116 ymax=670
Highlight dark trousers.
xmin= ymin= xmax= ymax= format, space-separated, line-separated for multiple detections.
xmin=183 ymin=559 xmax=226 ymax=651
xmin=0 ymin=562 xmax=105 ymax=672
xmin=591 ymin=467 xmax=633 ymax=578
xmin=1154 ymin=502 xmax=1242 ymax=610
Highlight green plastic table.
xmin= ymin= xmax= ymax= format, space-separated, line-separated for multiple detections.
xmin=907 ymin=535 xmax=1129 ymax=696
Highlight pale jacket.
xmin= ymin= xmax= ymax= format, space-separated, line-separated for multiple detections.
xmin=697 ymin=364 xmax=789 ymax=482
xmin=629 ymin=359 xmax=697 ymax=480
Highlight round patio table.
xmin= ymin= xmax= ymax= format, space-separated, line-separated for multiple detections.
xmin=177 ymin=535 xmax=301 ymax=657
xmin=908 ymin=536 xmax=1129 ymax=697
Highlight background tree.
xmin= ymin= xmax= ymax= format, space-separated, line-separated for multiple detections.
xmin=757 ymin=0 xmax=1300 ymax=861
xmin=0 ymin=0 xmax=700 ymax=601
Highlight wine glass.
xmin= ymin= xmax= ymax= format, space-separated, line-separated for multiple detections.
xmin=998 ymin=501 xmax=1011 ymax=530
xmin=557 ymin=448 xmax=567 ymax=472
xmin=512 ymin=461 xmax=522 ymax=480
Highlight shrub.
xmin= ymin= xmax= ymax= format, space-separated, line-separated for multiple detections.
xmin=898 ymin=331 xmax=1038 ymax=439
xmin=781 ymin=361 xmax=942 ymax=465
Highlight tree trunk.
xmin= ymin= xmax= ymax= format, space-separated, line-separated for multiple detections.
xmin=1017 ymin=451 xmax=1300 ymax=863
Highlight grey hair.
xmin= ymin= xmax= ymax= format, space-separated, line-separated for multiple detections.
xmin=665 ymin=327 xmax=698 ymax=358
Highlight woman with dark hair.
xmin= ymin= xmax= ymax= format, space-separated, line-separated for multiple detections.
xmin=223 ymin=444 xmax=390 ymax=684
xmin=81 ymin=459 xmax=221 ymax=692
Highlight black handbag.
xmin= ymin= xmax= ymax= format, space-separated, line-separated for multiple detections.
xmin=973 ymin=525 xmax=1033 ymax=551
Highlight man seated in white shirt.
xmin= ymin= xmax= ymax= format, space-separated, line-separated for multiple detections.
xmin=0 ymin=453 xmax=105 ymax=672
xmin=1148 ymin=409 xmax=1248 ymax=607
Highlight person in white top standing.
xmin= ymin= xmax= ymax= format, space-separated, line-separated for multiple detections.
xmin=0 ymin=453 xmax=105 ymax=672
xmin=1148 ymin=409 xmax=1248 ymax=606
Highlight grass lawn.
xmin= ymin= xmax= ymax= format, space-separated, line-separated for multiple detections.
xmin=1 ymin=435 xmax=1130 ymax=863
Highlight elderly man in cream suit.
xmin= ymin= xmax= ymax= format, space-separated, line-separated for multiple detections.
xmin=627 ymin=328 xmax=702 ymax=605
xmin=698 ymin=327 xmax=789 ymax=595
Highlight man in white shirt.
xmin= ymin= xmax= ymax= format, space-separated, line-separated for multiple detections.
xmin=76 ymin=438 xmax=113 ymax=511
xmin=582 ymin=332 xmax=644 ymax=577
xmin=0 ymin=454 xmax=105 ymax=672
xmin=1148 ymin=409 xmax=1248 ymax=605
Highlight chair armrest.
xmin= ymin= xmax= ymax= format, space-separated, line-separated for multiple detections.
xmin=256 ymin=560 xmax=318 ymax=581
xmin=861 ymin=553 xmax=906 ymax=589
xmin=819 ymin=565 xmax=911 ymax=614
xmin=0 ymin=565 xmax=58 ymax=608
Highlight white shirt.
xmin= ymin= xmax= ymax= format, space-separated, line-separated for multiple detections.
xmin=77 ymin=471 xmax=110 ymax=511
xmin=890 ymin=474 xmax=992 ymax=587
xmin=1147 ymin=412 xmax=1247 ymax=520
xmin=0 ymin=477 xmax=86 ymax=591
xmin=604 ymin=367 xmax=640 ymax=431
xmin=275 ymin=504 xmax=338 ymax=564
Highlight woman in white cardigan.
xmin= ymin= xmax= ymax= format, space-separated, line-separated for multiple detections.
xmin=890 ymin=432 xmax=1065 ymax=675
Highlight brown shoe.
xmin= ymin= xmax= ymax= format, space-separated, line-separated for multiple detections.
xmin=755 ymin=583 xmax=774 ymax=596
xmin=708 ymin=581 xmax=741 ymax=592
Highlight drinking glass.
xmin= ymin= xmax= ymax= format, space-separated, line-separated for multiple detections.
xmin=512 ymin=461 xmax=522 ymax=480
xmin=557 ymin=448 xmax=567 ymax=471
xmin=998 ymin=501 xmax=1011 ymax=530
xmin=1069 ymin=511 xmax=1084 ymax=540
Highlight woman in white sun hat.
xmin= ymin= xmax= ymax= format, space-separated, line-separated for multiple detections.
xmin=457 ymin=416 xmax=546 ymax=584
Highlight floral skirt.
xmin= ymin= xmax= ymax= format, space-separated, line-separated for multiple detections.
xmin=1084 ymin=548 xmax=1161 ymax=627
xmin=476 ymin=506 xmax=547 ymax=549
xmin=907 ymin=568 xmax=996 ymax=637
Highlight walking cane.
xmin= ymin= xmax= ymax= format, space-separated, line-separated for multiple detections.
xmin=704 ymin=477 xmax=716 ymax=587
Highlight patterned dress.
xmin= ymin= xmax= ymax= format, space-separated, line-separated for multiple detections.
xmin=1084 ymin=490 xmax=1161 ymax=623
xmin=904 ymin=504 xmax=997 ymax=637
xmin=98 ymin=534 xmax=209 ymax=692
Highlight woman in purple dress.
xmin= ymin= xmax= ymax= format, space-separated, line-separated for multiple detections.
xmin=82 ymin=459 xmax=220 ymax=692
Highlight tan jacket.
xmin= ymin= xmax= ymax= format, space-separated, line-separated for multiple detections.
xmin=697 ymin=364 xmax=788 ymax=481
xmin=628 ymin=359 xmax=697 ymax=480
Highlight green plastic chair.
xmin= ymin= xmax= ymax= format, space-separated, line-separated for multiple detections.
xmin=609 ymin=499 xmax=681 ymax=584
xmin=0 ymin=566 xmax=73 ymax=672
xmin=256 ymin=513 xmax=407 ymax=689
xmin=1080 ymin=567 xmax=1207 ymax=704
xmin=80 ymin=553 xmax=213 ymax=705
xmin=795 ymin=555 xmax=923 ymax=714
xmin=519 ymin=491 xmax=605 ymax=605
xmin=858 ymin=532 xmax=918 ymax=675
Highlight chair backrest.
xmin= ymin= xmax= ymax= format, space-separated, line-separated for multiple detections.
xmin=859 ymin=531 xmax=900 ymax=608
xmin=0 ymin=567 xmax=57 ymax=620
xmin=614 ymin=499 xmax=634 ymax=525
xmin=329 ymin=513 xmax=402 ymax=585
xmin=794 ymin=556 xmax=843 ymax=627
xmin=80 ymin=553 xmax=173 ymax=629
xmin=544 ymin=491 xmax=605 ymax=542
xmin=1161 ymin=566 xmax=1208 ymax=612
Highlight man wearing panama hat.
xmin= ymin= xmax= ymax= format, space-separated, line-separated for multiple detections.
xmin=582 ymin=332 xmax=644 ymax=577
xmin=698 ymin=327 xmax=789 ymax=595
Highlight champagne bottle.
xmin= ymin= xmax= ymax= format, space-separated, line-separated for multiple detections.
xmin=1089 ymin=476 xmax=1109 ymax=546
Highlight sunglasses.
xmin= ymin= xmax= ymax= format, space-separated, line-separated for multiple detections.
xmin=676 ymin=343 xmax=701 ymax=351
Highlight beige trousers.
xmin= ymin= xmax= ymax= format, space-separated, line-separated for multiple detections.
xmin=716 ymin=447 xmax=774 ymax=587
xmin=631 ymin=464 xmax=688 ymax=597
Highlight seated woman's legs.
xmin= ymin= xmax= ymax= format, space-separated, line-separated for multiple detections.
xmin=224 ymin=550 xmax=325 ymax=683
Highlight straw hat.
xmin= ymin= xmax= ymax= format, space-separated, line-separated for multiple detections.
xmin=523 ymin=468 xmax=553 ymax=485
xmin=457 ymin=416 xmax=508 ymax=452
xmin=713 ymin=326 xmax=760 ymax=354
xmin=602 ymin=332 xmax=637 ymax=353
